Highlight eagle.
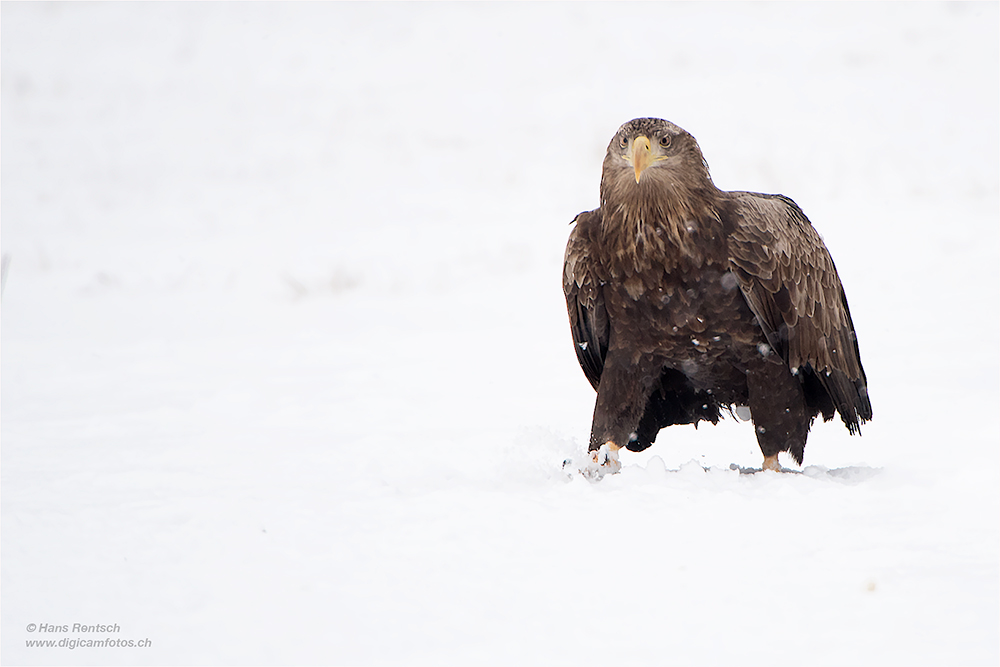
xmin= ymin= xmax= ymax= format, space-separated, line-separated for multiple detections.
xmin=564 ymin=118 xmax=871 ymax=478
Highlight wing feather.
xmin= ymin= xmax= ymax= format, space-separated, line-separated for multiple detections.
xmin=563 ymin=210 xmax=609 ymax=390
xmin=727 ymin=192 xmax=872 ymax=430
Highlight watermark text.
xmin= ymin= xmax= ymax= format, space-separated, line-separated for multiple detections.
xmin=24 ymin=622 xmax=151 ymax=650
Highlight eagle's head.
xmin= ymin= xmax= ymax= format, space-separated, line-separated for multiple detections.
xmin=600 ymin=118 xmax=715 ymax=209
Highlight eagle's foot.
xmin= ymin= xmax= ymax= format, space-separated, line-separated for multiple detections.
xmin=762 ymin=455 xmax=781 ymax=472
xmin=578 ymin=443 xmax=622 ymax=481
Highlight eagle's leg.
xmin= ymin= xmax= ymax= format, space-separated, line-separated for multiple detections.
xmin=580 ymin=355 xmax=659 ymax=479
xmin=747 ymin=357 xmax=810 ymax=470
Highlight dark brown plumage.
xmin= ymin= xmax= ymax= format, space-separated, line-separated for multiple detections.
xmin=564 ymin=118 xmax=871 ymax=476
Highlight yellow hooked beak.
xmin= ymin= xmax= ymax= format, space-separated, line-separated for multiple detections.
xmin=631 ymin=135 xmax=653 ymax=183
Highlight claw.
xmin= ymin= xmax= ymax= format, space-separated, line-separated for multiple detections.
xmin=577 ymin=443 xmax=622 ymax=481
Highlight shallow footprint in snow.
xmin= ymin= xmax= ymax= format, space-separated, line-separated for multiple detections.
xmin=729 ymin=462 xmax=800 ymax=475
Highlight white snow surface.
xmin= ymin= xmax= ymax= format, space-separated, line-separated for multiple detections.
xmin=2 ymin=3 xmax=998 ymax=665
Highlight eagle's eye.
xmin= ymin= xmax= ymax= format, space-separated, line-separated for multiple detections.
xmin=618 ymin=135 xmax=628 ymax=149
xmin=659 ymin=135 xmax=672 ymax=148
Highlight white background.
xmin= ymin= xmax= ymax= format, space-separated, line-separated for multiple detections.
xmin=2 ymin=3 xmax=997 ymax=665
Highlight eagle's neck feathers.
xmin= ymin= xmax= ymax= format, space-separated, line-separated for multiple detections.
xmin=599 ymin=179 xmax=726 ymax=277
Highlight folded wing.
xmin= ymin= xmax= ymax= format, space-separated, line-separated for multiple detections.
xmin=563 ymin=210 xmax=609 ymax=391
xmin=726 ymin=192 xmax=872 ymax=432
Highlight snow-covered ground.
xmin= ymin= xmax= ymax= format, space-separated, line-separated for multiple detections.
xmin=2 ymin=3 xmax=998 ymax=665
